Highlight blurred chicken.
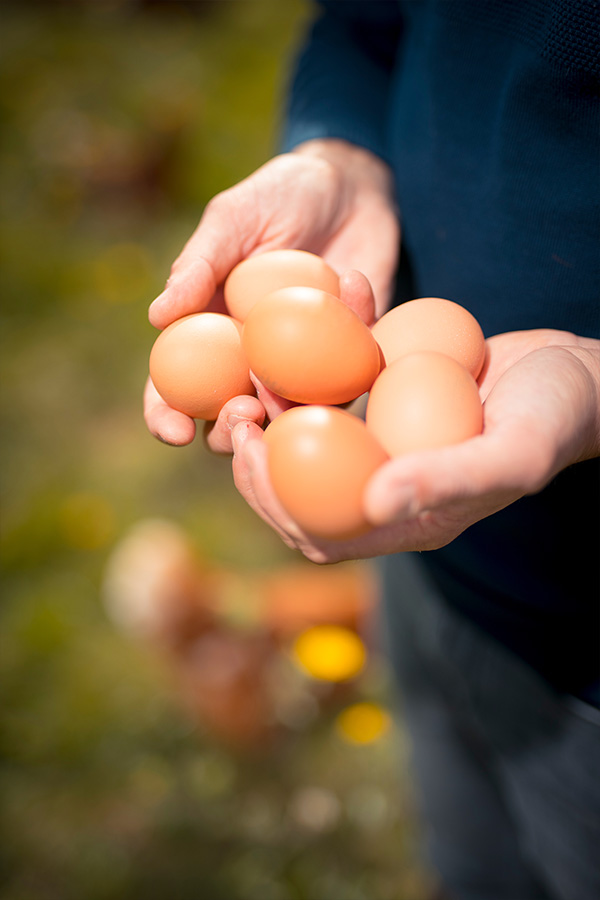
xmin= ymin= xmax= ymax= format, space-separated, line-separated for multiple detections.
xmin=102 ymin=518 xmax=217 ymax=650
xmin=102 ymin=519 xmax=380 ymax=750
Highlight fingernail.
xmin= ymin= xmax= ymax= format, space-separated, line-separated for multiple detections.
xmin=230 ymin=420 xmax=247 ymax=457
xmin=227 ymin=414 xmax=248 ymax=430
xmin=155 ymin=431 xmax=177 ymax=446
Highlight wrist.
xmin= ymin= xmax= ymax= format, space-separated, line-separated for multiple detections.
xmin=291 ymin=138 xmax=396 ymax=202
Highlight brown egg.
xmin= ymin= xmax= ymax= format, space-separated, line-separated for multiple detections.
xmin=224 ymin=249 xmax=339 ymax=322
xmin=372 ymin=297 xmax=486 ymax=379
xmin=243 ymin=287 xmax=381 ymax=405
xmin=264 ymin=405 xmax=389 ymax=540
xmin=149 ymin=312 xmax=254 ymax=420
xmin=366 ymin=351 xmax=483 ymax=457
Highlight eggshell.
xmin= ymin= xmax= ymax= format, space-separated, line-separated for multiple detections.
xmin=149 ymin=312 xmax=254 ymax=420
xmin=365 ymin=351 xmax=483 ymax=457
xmin=224 ymin=249 xmax=339 ymax=322
xmin=243 ymin=286 xmax=381 ymax=405
xmin=372 ymin=297 xmax=486 ymax=379
xmin=264 ymin=405 xmax=389 ymax=540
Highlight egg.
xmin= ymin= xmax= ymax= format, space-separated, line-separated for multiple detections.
xmin=149 ymin=312 xmax=254 ymax=420
xmin=264 ymin=405 xmax=389 ymax=540
xmin=366 ymin=351 xmax=483 ymax=457
xmin=371 ymin=297 xmax=486 ymax=379
xmin=243 ymin=286 xmax=381 ymax=405
xmin=224 ymin=249 xmax=339 ymax=322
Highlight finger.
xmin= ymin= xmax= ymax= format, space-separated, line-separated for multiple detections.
xmin=231 ymin=423 xmax=384 ymax=563
xmin=363 ymin=436 xmax=505 ymax=527
xmin=249 ymin=372 xmax=298 ymax=423
xmin=203 ymin=394 xmax=266 ymax=455
xmin=149 ymin=254 xmax=219 ymax=330
xmin=143 ymin=376 xmax=196 ymax=446
xmin=477 ymin=329 xmax=582 ymax=398
xmin=149 ymin=187 xmax=260 ymax=330
xmin=232 ymin=422 xmax=416 ymax=563
xmin=230 ymin=421 xmax=305 ymax=549
xmin=363 ymin=357 xmax=564 ymax=528
xmin=338 ymin=269 xmax=377 ymax=326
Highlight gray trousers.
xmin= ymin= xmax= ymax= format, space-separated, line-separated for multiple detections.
xmin=380 ymin=552 xmax=600 ymax=900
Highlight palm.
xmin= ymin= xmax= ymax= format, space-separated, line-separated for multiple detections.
xmin=232 ymin=328 xmax=598 ymax=564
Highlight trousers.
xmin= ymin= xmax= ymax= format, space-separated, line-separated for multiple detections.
xmin=380 ymin=552 xmax=600 ymax=900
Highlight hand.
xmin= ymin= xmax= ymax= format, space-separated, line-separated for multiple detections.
xmin=230 ymin=329 xmax=600 ymax=564
xmin=143 ymin=140 xmax=400 ymax=448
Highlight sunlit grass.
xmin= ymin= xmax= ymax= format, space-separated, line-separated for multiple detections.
xmin=0 ymin=3 xmax=434 ymax=898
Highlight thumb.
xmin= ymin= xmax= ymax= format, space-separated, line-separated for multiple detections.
xmin=149 ymin=185 xmax=260 ymax=330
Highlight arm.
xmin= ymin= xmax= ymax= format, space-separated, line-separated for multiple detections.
xmin=145 ymin=4 xmax=599 ymax=565
xmin=224 ymin=4 xmax=600 ymax=561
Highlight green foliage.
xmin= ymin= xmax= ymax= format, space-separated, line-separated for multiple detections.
xmin=0 ymin=3 xmax=433 ymax=898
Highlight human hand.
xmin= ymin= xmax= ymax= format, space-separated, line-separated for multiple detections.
xmin=143 ymin=139 xmax=400 ymax=448
xmin=230 ymin=329 xmax=600 ymax=564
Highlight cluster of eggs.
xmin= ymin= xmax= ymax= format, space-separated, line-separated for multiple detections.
xmin=149 ymin=250 xmax=485 ymax=541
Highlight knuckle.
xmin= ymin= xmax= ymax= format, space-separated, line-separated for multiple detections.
xmin=204 ymin=186 xmax=235 ymax=219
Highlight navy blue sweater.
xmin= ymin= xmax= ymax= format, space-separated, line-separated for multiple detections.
xmin=282 ymin=0 xmax=600 ymax=699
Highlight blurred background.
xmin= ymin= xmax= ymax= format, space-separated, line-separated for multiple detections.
xmin=0 ymin=2 xmax=435 ymax=898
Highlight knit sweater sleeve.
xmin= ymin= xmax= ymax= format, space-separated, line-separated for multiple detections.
xmin=280 ymin=0 xmax=404 ymax=163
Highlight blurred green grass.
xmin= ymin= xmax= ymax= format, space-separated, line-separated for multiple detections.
xmin=0 ymin=3 xmax=433 ymax=898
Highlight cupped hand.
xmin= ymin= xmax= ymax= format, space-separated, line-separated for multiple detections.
xmin=230 ymin=329 xmax=600 ymax=564
xmin=144 ymin=140 xmax=400 ymax=448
